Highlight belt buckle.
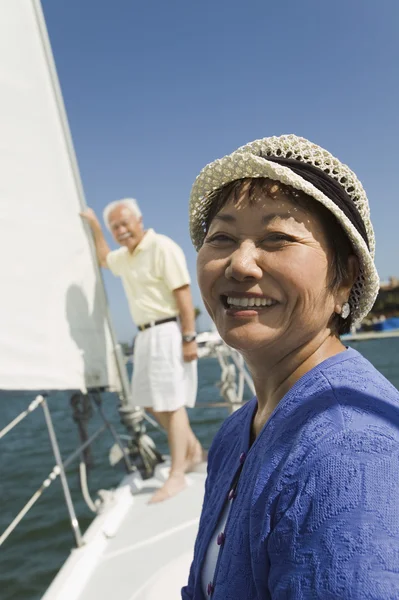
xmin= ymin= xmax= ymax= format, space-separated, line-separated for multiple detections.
xmin=139 ymin=320 xmax=156 ymax=331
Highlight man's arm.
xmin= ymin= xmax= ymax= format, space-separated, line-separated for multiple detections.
xmin=80 ymin=208 xmax=111 ymax=268
xmin=173 ymin=285 xmax=198 ymax=362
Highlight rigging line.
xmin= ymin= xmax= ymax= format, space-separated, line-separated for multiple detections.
xmin=194 ymin=402 xmax=233 ymax=409
xmin=143 ymin=411 xmax=167 ymax=435
xmin=92 ymin=393 xmax=134 ymax=472
xmin=41 ymin=397 xmax=84 ymax=548
xmin=0 ymin=465 xmax=60 ymax=547
xmin=0 ymin=395 xmax=44 ymax=440
xmin=0 ymin=423 xmax=108 ymax=546
xmin=63 ymin=424 xmax=107 ymax=469
xmin=79 ymin=461 xmax=98 ymax=513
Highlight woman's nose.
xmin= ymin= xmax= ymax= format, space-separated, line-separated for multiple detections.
xmin=225 ymin=243 xmax=263 ymax=281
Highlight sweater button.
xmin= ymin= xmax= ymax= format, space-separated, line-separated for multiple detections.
xmin=228 ymin=488 xmax=236 ymax=501
xmin=239 ymin=452 xmax=246 ymax=464
xmin=207 ymin=581 xmax=214 ymax=596
xmin=217 ymin=531 xmax=225 ymax=546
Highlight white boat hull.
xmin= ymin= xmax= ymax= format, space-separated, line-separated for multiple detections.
xmin=42 ymin=460 xmax=206 ymax=600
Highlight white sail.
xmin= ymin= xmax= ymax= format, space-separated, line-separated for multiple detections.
xmin=0 ymin=0 xmax=121 ymax=391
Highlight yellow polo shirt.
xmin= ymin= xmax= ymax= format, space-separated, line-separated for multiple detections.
xmin=106 ymin=229 xmax=191 ymax=327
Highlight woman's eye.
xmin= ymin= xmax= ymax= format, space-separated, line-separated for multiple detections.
xmin=263 ymin=233 xmax=294 ymax=244
xmin=206 ymin=233 xmax=234 ymax=243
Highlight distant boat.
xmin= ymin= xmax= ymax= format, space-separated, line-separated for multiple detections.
xmin=342 ymin=317 xmax=399 ymax=342
xmin=370 ymin=316 xmax=399 ymax=332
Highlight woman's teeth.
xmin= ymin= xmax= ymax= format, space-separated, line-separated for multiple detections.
xmin=226 ymin=296 xmax=275 ymax=308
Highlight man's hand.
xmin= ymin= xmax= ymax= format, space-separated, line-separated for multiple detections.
xmin=79 ymin=208 xmax=110 ymax=267
xmin=183 ymin=341 xmax=198 ymax=362
xmin=80 ymin=208 xmax=101 ymax=230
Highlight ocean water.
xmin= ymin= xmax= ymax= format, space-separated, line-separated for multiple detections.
xmin=1 ymin=339 xmax=399 ymax=600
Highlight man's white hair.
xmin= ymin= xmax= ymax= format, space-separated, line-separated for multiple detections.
xmin=103 ymin=198 xmax=142 ymax=230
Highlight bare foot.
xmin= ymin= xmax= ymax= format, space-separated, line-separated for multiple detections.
xmin=148 ymin=473 xmax=187 ymax=504
xmin=185 ymin=441 xmax=207 ymax=473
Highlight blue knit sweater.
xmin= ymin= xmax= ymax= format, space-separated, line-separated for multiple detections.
xmin=182 ymin=348 xmax=399 ymax=599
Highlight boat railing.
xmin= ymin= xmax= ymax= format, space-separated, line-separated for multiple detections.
xmin=0 ymin=391 xmax=133 ymax=549
xmin=197 ymin=341 xmax=255 ymax=411
xmin=0 ymin=342 xmax=255 ymax=550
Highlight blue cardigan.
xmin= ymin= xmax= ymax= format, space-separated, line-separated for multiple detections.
xmin=182 ymin=348 xmax=399 ymax=599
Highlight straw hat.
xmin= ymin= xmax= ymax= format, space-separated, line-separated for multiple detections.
xmin=189 ymin=134 xmax=380 ymax=325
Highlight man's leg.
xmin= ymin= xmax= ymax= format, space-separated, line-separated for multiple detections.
xmin=147 ymin=407 xmax=202 ymax=472
xmin=149 ymin=406 xmax=191 ymax=503
xmin=150 ymin=407 xmax=189 ymax=504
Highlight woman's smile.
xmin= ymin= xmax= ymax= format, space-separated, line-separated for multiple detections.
xmin=220 ymin=292 xmax=279 ymax=317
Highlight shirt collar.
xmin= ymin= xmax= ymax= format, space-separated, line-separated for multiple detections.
xmin=132 ymin=228 xmax=155 ymax=254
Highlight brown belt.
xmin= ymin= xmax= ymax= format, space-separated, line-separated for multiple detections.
xmin=138 ymin=317 xmax=177 ymax=332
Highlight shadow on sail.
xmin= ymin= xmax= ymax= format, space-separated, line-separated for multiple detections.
xmin=66 ymin=284 xmax=107 ymax=391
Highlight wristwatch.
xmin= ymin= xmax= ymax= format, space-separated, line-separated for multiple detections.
xmin=182 ymin=332 xmax=197 ymax=343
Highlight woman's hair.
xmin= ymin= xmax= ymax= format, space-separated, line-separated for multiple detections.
xmin=204 ymin=177 xmax=354 ymax=335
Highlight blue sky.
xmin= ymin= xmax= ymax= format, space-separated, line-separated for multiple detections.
xmin=42 ymin=0 xmax=399 ymax=342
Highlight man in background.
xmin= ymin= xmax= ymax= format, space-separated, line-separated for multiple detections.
xmin=81 ymin=198 xmax=202 ymax=503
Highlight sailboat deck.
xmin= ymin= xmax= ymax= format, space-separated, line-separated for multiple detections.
xmin=42 ymin=460 xmax=206 ymax=600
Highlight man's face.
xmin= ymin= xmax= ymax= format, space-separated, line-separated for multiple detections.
xmin=108 ymin=205 xmax=144 ymax=252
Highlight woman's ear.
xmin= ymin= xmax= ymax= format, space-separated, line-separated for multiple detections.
xmin=337 ymin=254 xmax=359 ymax=306
xmin=346 ymin=254 xmax=359 ymax=290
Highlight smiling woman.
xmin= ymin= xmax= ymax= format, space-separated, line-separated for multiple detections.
xmin=182 ymin=135 xmax=399 ymax=600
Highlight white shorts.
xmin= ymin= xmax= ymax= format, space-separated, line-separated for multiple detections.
xmin=131 ymin=321 xmax=198 ymax=412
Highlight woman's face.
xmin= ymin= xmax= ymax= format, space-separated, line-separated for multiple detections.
xmin=197 ymin=184 xmax=345 ymax=356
